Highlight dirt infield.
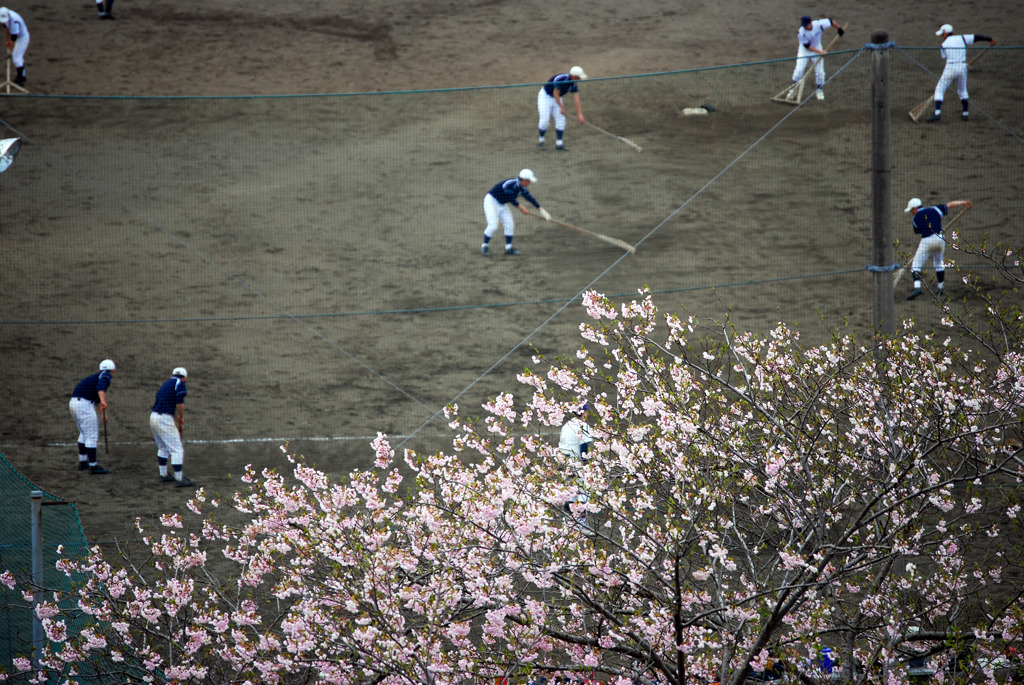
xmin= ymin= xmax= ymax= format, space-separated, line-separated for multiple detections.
xmin=0 ymin=0 xmax=1021 ymax=545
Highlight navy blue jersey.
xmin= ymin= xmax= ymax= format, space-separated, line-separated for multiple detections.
xmin=912 ymin=204 xmax=948 ymax=237
xmin=488 ymin=178 xmax=541 ymax=209
xmin=543 ymin=73 xmax=578 ymax=97
xmin=152 ymin=377 xmax=187 ymax=415
xmin=71 ymin=371 xmax=113 ymax=403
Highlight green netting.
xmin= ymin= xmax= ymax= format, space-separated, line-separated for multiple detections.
xmin=1 ymin=45 xmax=1021 ymax=470
xmin=0 ymin=452 xmax=91 ymax=669
xmin=0 ymin=41 xmax=1021 ymax=678
xmin=1 ymin=43 xmax=1022 ymax=478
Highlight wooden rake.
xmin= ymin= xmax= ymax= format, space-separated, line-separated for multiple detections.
xmin=527 ymin=212 xmax=636 ymax=254
xmin=583 ymin=121 xmax=642 ymax=152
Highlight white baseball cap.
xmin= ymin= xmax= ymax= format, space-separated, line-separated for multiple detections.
xmin=172 ymin=367 xmax=188 ymax=377
xmin=569 ymin=66 xmax=588 ymax=79
xmin=905 ymin=198 xmax=923 ymax=212
xmin=99 ymin=359 xmax=116 ymax=371
xmin=0 ymin=9 xmax=8 ymax=24
xmin=936 ymin=24 xmax=953 ymax=36
xmin=518 ymin=168 xmax=537 ymax=183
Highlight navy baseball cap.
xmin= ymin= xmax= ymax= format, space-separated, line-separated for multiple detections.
xmin=800 ymin=15 xmax=812 ymax=26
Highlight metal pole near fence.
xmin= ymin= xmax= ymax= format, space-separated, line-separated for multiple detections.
xmin=30 ymin=491 xmax=43 ymax=669
xmin=870 ymin=30 xmax=896 ymax=340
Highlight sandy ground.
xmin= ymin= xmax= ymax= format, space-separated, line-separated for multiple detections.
xmin=0 ymin=0 xmax=1021 ymax=546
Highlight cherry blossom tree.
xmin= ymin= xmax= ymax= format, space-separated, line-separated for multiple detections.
xmin=3 ymin=248 xmax=1024 ymax=684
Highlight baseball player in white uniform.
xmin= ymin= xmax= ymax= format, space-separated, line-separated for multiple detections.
xmin=0 ymin=7 xmax=29 ymax=86
xmin=792 ymin=15 xmax=844 ymax=100
xmin=150 ymin=367 xmax=195 ymax=487
xmin=558 ymin=405 xmax=593 ymax=532
xmin=904 ymin=197 xmax=972 ymax=300
xmin=69 ymin=359 xmax=115 ymax=474
xmin=927 ymin=25 xmax=995 ymax=122
xmin=481 ymin=169 xmax=550 ymax=256
xmin=537 ymin=66 xmax=587 ymax=151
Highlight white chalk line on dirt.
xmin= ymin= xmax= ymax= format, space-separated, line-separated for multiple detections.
xmin=19 ymin=435 xmax=441 ymax=448
xmin=3 ymin=431 xmax=559 ymax=449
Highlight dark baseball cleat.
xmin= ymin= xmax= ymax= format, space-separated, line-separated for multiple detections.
xmin=537 ymin=141 xmax=545 ymax=149
xmin=481 ymin=245 xmax=489 ymax=256
xmin=13 ymin=75 xmax=25 ymax=86
xmin=907 ymin=288 xmax=923 ymax=300
xmin=89 ymin=464 xmax=111 ymax=474
xmin=78 ymin=461 xmax=89 ymax=471
xmin=556 ymin=144 xmax=569 ymax=152
xmin=159 ymin=474 xmax=176 ymax=483
xmin=926 ymin=114 xmax=941 ymax=122
xmin=176 ymin=477 xmax=197 ymax=488
xmin=961 ymin=114 xmax=969 ymax=121
xmin=505 ymin=248 xmax=520 ymax=256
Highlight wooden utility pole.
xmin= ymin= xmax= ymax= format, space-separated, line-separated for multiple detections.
xmin=870 ymin=30 xmax=895 ymax=338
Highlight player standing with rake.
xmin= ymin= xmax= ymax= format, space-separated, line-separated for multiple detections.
xmin=791 ymin=15 xmax=844 ymax=101
xmin=905 ymin=197 xmax=972 ymax=300
xmin=69 ymin=360 xmax=115 ymax=474
xmin=927 ymin=24 xmax=995 ymax=122
xmin=481 ymin=169 xmax=550 ymax=256
xmin=150 ymin=367 xmax=196 ymax=487
xmin=536 ymin=66 xmax=587 ymax=151
xmin=0 ymin=6 xmax=29 ymax=86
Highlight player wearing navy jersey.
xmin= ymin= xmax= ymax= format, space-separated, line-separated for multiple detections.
xmin=69 ymin=359 xmax=115 ymax=474
xmin=927 ymin=25 xmax=995 ymax=122
xmin=905 ymin=197 xmax=972 ymax=300
xmin=537 ymin=66 xmax=587 ymax=151
xmin=150 ymin=367 xmax=195 ymax=487
xmin=0 ymin=7 xmax=30 ymax=86
xmin=792 ymin=15 xmax=843 ymax=100
xmin=481 ymin=169 xmax=550 ymax=256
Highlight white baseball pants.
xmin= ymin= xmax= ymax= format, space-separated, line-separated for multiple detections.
xmin=792 ymin=45 xmax=826 ymax=86
xmin=483 ymin=193 xmax=514 ymax=238
xmin=10 ymin=31 xmax=28 ymax=69
xmin=934 ymin=62 xmax=968 ymax=102
xmin=912 ymin=234 xmax=946 ymax=273
xmin=537 ymin=88 xmax=565 ymax=133
xmin=150 ymin=412 xmax=184 ymax=466
xmin=69 ymin=397 xmax=100 ymax=448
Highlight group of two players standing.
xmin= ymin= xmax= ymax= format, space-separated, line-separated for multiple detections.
xmin=69 ymin=362 xmax=196 ymax=487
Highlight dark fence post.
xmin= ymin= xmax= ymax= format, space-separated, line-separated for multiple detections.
xmin=871 ymin=30 xmax=895 ymax=339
